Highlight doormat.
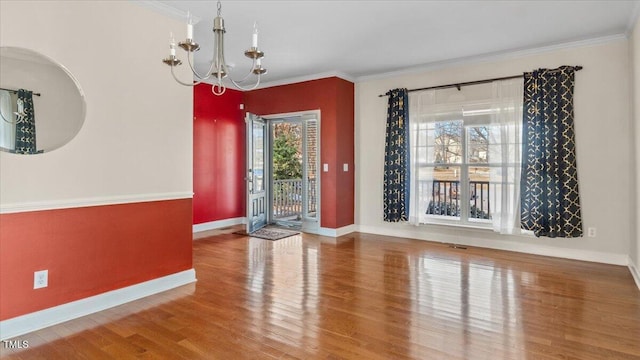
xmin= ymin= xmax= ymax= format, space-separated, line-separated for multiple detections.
xmin=233 ymin=227 xmax=300 ymax=241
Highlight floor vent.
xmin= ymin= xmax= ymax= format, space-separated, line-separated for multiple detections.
xmin=448 ymin=244 xmax=468 ymax=250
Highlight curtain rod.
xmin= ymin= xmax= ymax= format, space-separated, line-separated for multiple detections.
xmin=0 ymin=87 xmax=41 ymax=97
xmin=378 ymin=66 xmax=583 ymax=97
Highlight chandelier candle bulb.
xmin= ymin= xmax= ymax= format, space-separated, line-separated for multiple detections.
xmin=187 ymin=11 xmax=193 ymax=39
xmin=169 ymin=33 xmax=176 ymax=56
xmin=252 ymin=22 xmax=258 ymax=48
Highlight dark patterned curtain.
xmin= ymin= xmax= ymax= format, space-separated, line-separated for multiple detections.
xmin=383 ymin=88 xmax=410 ymax=222
xmin=521 ymin=66 xmax=582 ymax=237
xmin=14 ymin=89 xmax=37 ymax=154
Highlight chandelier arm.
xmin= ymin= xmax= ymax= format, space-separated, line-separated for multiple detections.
xmin=230 ymin=58 xmax=258 ymax=84
xmin=0 ymin=109 xmax=18 ymax=124
xmin=228 ymin=73 xmax=262 ymax=91
xmin=218 ymin=36 xmax=260 ymax=88
xmin=170 ymin=65 xmax=205 ymax=87
xmin=185 ymin=51 xmax=215 ymax=81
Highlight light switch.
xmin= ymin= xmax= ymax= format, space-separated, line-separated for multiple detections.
xmin=343 ymin=163 xmax=349 ymax=172
xmin=323 ymin=163 xmax=329 ymax=172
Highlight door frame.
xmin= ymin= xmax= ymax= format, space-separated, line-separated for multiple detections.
xmin=262 ymin=110 xmax=321 ymax=234
xmin=245 ymin=113 xmax=269 ymax=233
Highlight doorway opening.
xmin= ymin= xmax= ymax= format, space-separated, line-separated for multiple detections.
xmin=246 ymin=111 xmax=320 ymax=234
xmin=268 ymin=112 xmax=319 ymax=233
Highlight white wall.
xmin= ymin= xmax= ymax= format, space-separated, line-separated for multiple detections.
xmin=356 ymin=39 xmax=632 ymax=265
xmin=0 ymin=1 xmax=192 ymax=209
xmin=631 ymin=14 xmax=640 ymax=281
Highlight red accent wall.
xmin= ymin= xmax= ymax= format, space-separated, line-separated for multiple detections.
xmin=244 ymin=77 xmax=355 ymax=229
xmin=335 ymin=80 xmax=356 ymax=228
xmin=0 ymin=199 xmax=193 ymax=320
xmin=193 ymin=85 xmax=245 ymax=224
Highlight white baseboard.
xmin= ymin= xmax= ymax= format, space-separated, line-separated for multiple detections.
xmin=193 ymin=217 xmax=245 ymax=233
xmin=356 ymin=225 xmax=629 ymax=266
xmin=317 ymin=224 xmax=356 ymax=237
xmin=0 ymin=269 xmax=197 ymax=341
xmin=629 ymin=257 xmax=640 ymax=291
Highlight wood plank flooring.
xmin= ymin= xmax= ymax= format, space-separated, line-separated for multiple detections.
xmin=2 ymin=230 xmax=640 ymax=359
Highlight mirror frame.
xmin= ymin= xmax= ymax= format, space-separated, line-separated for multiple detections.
xmin=0 ymin=46 xmax=86 ymax=155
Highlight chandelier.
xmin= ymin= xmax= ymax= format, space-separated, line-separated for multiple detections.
xmin=162 ymin=0 xmax=267 ymax=95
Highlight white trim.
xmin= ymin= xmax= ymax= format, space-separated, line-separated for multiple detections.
xmin=629 ymin=257 xmax=640 ymax=292
xmin=317 ymin=224 xmax=356 ymax=237
xmin=626 ymin=1 xmax=640 ymax=36
xmin=317 ymin=227 xmax=337 ymax=237
xmin=0 ymin=192 xmax=194 ymax=214
xmin=255 ymin=71 xmax=356 ymax=90
xmin=0 ymin=269 xmax=196 ymax=340
xmin=193 ymin=217 xmax=245 ymax=233
xmin=131 ymin=1 xmax=199 ymax=22
xmin=357 ymin=34 xmax=628 ymax=83
xmin=356 ymin=225 xmax=628 ymax=266
xmin=261 ymin=109 xmax=322 ymax=121
xmin=198 ymin=71 xmax=355 ymax=89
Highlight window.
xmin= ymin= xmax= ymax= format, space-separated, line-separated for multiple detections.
xmin=412 ymin=113 xmax=492 ymax=225
xmin=409 ymin=80 xmax=523 ymax=231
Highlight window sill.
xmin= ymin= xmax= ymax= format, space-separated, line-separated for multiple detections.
xmin=420 ymin=220 xmax=493 ymax=231
xmin=414 ymin=219 xmax=536 ymax=237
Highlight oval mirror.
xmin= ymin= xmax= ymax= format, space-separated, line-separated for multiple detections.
xmin=0 ymin=47 xmax=85 ymax=154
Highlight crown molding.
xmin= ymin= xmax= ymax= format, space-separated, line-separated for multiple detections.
xmin=131 ymin=0 xmax=201 ymax=23
xmin=189 ymin=33 xmax=626 ymax=89
xmin=254 ymin=71 xmax=356 ymax=90
xmin=627 ymin=1 xmax=640 ymax=36
xmin=356 ymin=33 xmax=628 ymax=83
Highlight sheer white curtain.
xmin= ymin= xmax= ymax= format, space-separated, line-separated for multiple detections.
xmin=488 ymin=78 xmax=523 ymax=234
xmin=0 ymin=90 xmax=16 ymax=150
xmin=408 ymin=90 xmax=436 ymax=225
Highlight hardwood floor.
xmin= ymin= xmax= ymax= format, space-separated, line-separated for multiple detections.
xmin=2 ymin=231 xmax=640 ymax=359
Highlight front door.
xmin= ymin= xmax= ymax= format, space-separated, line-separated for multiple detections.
xmin=246 ymin=113 xmax=268 ymax=233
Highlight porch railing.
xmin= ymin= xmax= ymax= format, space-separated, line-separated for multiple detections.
xmin=273 ymin=179 xmax=316 ymax=219
xmin=422 ymin=180 xmax=492 ymax=219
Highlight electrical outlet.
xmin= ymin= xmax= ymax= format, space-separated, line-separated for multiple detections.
xmin=587 ymin=227 xmax=596 ymax=238
xmin=34 ymin=270 xmax=48 ymax=289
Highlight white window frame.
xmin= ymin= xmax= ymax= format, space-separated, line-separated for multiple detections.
xmin=418 ymin=114 xmax=493 ymax=228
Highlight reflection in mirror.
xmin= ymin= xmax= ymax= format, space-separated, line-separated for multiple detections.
xmin=0 ymin=47 xmax=85 ymax=154
xmin=1 ymin=88 xmax=42 ymax=154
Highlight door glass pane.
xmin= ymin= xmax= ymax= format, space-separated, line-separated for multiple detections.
xmin=272 ymin=121 xmax=303 ymax=222
xmin=305 ymin=119 xmax=318 ymax=219
xmin=253 ymin=122 xmax=265 ymax=192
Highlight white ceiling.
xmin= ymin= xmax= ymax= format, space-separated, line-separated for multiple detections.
xmin=148 ymin=0 xmax=640 ymax=86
